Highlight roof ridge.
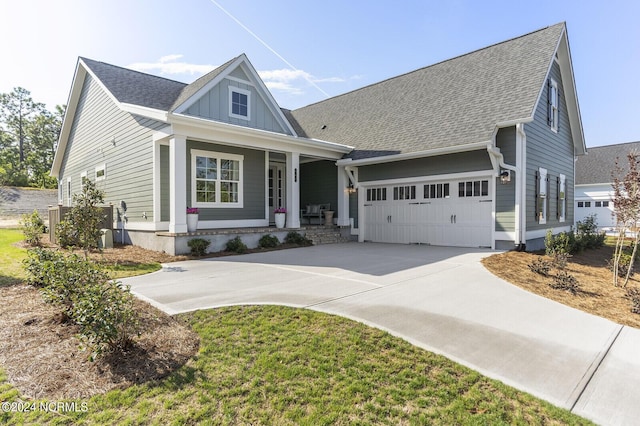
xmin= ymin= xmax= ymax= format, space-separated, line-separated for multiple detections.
xmin=79 ymin=57 xmax=187 ymax=87
xmin=294 ymin=22 xmax=565 ymax=111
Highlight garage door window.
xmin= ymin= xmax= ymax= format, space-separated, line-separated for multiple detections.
xmin=458 ymin=180 xmax=488 ymax=197
xmin=424 ymin=183 xmax=450 ymax=199
xmin=393 ymin=185 xmax=416 ymax=200
xmin=366 ymin=187 xmax=387 ymax=201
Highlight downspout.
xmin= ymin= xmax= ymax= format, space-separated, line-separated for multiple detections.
xmin=516 ymin=123 xmax=527 ymax=251
xmin=487 ymin=141 xmax=522 ymax=249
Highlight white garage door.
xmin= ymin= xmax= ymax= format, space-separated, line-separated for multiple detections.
xmin=363 ymin=178 xmax=493 ymax=248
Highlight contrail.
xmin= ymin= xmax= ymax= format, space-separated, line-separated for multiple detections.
xmin=208 ymin=0 xmax=330 ymax=98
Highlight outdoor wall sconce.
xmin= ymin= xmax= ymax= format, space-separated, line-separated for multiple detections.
xmin=346 ymin=183 xmax=357 ymax=194
xmin=500 ymin=169 xmax=511 ymax=184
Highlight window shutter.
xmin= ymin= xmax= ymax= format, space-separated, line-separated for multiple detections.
xmin=547 ymin=79 xmax=552 ymax=126
xmin=556 ymin=87 xmax=560 ymax=132
xmin=546 ymin=173 xmax=550 ymax=220
xmin=535 ymin=170 xmax=539 ymax=222
xmin=556 ymin=176 xmax=561 ymax=220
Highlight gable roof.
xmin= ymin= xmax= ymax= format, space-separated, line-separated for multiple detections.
xmin=289 ymin=23 xmax=574 ymax=160
xmin=576 ymin=141 xmax=640 ymax=185
xmin=80 ymin=57 xmax=187 ymax=111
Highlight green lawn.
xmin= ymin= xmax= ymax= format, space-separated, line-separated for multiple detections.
xmin=1 ymin=306 xmax=591 ymax=425
xmin=0 ymin=229 xmax=26 ymax=287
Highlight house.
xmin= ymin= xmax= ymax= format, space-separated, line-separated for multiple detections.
xmin=575 ymin=141 xmax=640 ymax=231
xmin=51 ymin=22 xmax=585 ymax=254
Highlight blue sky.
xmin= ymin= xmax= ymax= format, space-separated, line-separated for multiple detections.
xmin=1 ymin=0 xmax=638 ymax=147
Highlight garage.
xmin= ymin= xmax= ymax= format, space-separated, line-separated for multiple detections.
xmin=363 ymin=177 xmax=493 ymax=248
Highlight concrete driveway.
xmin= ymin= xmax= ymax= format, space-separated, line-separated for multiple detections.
xmin=123 ymin=243 xmax=640 ymax=425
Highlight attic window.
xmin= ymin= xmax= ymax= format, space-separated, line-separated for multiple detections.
xmin=229 ymin=87 xmax=250 ymax=120
xmin=548 ymin=78 xmax=559 ymax=132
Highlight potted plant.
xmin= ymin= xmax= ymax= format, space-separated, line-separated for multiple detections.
xmin=274 ymin=207 xmax=286 ymax=229
xmin=187 ymin=207 xmax=199 ymax=232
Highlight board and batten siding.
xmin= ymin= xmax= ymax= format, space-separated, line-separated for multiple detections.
xmin=183 ymin=69 xmax=290 ymax=135
xmin=186 ymin=141 xmax=265 ymax=221
xmin=58 ymin=73 xmax=165 ymax=224
xmin=524 ymin=60 xmax=575 ymax=232
xmin=300 ymin=161 xmax=338 ymax=217
xmin=357 ymin=150 xmax=492 ymax=182
xmin=495 ymin=126 xmax=516 ymax=233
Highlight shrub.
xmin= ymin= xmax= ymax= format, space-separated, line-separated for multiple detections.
xmin=284 ymin=231 xmax=313 ymax=246
xmin=187 ymin=238 xmax=211 ymax=256
xmin=576 ymin=214 xmax=606 ymax=250
xmin=23 ymin=248 xmax=65 ymax=288
xmin=608 ymin=249 xmax=636 ymax=278
xmin=20 ymin=210 xmax=45 ymax=246
xmin=226 ymin=236 xmax=248 ymax=254
xmin=545 ymin=230 xmax=571 ymax=257
xmin=528 ymin=257 xmax=552 ymax=276
xmin=552 ymin=252 xmax=572 ymax=270
xmin=626 ymin=287 xmax=640 ymax=314
xmin=549 ymin=271 xmax=580 ymax=295
xmin=73 ymin=280 xmax=140 ymax=360
xmin=56 ymin=219 xmax=79 ymax=248
xmin=63 ymin=178 xmax=106 ymax=257
xmin=258 ymin=234 xmax=280 ymax=249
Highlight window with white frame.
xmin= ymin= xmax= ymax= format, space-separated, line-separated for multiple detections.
xmin=229 ymin=87 xmax=250 ymax=120
xmin=393 ymin=185 xmax=416 ymax=200
xmin=80 ymin=171 xmax=88 ymax=190
xmin=366 ymin=187 xmax=387 ymax=201
xmin=549 ymin=78 xmax=559 ymax=132
xmin=558 ymin=174 xmax=566 ymax=222
xmin=537 ymin=167 xmax=548 ymax=224
xmin=192 ymin=150 xmax=243 ymax=207
xmin=66 ymin=177 xmax=72 ymax=207
xmin=95 ymin=164 xmax=106 ymax=181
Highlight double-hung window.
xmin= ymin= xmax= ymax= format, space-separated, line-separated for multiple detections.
xmin=558 ymin=174 xmax=566 ymax=222
xmin=229 ymin=87 xmax=250 ymax=120
xmin=192 ymin=150 xmax=243 ymax=208
xmin=537 ymin=168 xmax=548 ymax=224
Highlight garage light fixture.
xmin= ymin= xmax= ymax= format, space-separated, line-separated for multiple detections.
xmin=500 ymin=170 xmax=511 ymax=184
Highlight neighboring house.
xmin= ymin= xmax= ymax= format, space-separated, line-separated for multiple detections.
xmin=575 ymin=141 xmax=640 ymax=231
xmin=52 ymin=22 xmax=585 ymax=254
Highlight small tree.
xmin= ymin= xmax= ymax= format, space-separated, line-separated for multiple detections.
xmin=64 ymin=178 xmax=107 ymax=258
xmin=20 ymin=209 xmax=45 ymax=246
xmin=611 ymin=153 xmax=640 ymax=287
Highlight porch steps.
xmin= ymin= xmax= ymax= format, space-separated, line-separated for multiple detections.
xmin=303 ymin=226 xmax=352 ymax=245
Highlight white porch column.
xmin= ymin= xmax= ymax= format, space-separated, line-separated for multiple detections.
xmin=169 ymin=135 xmax=188 ymax=234
xmin=337 ymin=166 xmax=351 ymax=226
xmin=285 ymin=152 xmax=300 ymax=228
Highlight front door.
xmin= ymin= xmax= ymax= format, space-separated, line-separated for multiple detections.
xmin=269 ymin=163 xmax=286 ymax=224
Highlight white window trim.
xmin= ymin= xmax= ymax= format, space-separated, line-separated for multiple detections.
xmin=80 ymin=171 xmax=88 ymax=190
xmin=538 ymin=167 xmax=548 ymax=224
xmin=559 ymin=174 xmax=566 ymax=222
xmin=66 ymin=177 xmax=72 ymax=207
xmin=95 ymin=164 xmax=106 ymax=181
xmin=550 ymin=78 xmax=559 ymax=133
xmin=191 ymin=149 xmax=244 ymax=208
xmin=228 ymin=86 xmax=251 ymax=121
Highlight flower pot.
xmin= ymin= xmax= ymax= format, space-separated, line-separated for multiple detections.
xmin=275 ymin=212 xmax=286 ymax=229
xmin=324 ymin=210 xmax=334 ymax=226
xmin=187 ymin=213 xmax=199 ymax=232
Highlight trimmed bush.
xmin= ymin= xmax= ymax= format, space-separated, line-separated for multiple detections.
xmin=626 ymin=287 xmax=640 ymax=314
xmin=20 ymin=209 xmax=45 ymax=247
xmin=226 ymin=236 xmax=248 ymax=254
xmin=23 ymin=248 xmax=65 ymax=288
xmin=549 ymin=271 xmax=580 ymax=295
xmin=56 ymin=219 xmax=79 ymax=248
xmin=188 ymin=238 xmax=211 ymax=256
xmin=528 ymin=257 xmax=552 ymax=276
xmin=259 ymin=234 xmax=280 ymax=249
xmin=284 ymin=231 xmax=312 ymax=246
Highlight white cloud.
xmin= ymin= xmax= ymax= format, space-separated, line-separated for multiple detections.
xmin=127 ymin=56 xmax=357 ymax=97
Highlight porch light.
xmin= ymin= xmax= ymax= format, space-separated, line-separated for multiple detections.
xmin=500 ymin=170 xmax=511 ymax=184
xmin=346 ymin=183 xmax=357 ymax=194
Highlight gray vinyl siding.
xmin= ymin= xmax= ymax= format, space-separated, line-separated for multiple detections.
xmin=300 ymin=160 xmax=338 ymax=216
xmin=358 ymin=150 xmax=492 ymax=182
xmin=160 ymin=145 xmax=170 ymax=222
xmin=525 ymin=60 xmax=575 ymax=232
xmin=495 ymin=127 xmax=516 ymax=233
xmin=183 ymin=76 xmax=291 ymax=135
xmin=58 ymin=73 xmax=165 ymax=224
xmin=186 ymin=141 xmax=265 ymax=220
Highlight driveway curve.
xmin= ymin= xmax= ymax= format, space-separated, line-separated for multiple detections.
xmin=123 ymin=243 xmax=640 ymax=425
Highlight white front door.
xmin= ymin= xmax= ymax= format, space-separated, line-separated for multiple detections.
xmin=269 ymin=163 xmax=286 ymax=224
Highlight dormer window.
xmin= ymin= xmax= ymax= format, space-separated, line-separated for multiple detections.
xmin=548 ymin=78 xmax=559 ymax=132
xmin=229 ymin=87 xmax=250 ymax=120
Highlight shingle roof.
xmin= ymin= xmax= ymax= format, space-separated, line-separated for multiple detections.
xmin=576 ymin=142 xmax=640 ymax=184
xmin=289 ymin=23 xmax=566 ymax=160
xmin=80 ymin=57 xmax=187 ymax=111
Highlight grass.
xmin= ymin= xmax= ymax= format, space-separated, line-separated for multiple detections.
xmin=0 ymin=306 xmax=591 ymax=425
xmin=0 ymin=229 xmax=27 ymax=287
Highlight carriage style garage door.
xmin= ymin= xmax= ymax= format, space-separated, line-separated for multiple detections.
xmin=363 ymin=178 xmax=493 ymax=248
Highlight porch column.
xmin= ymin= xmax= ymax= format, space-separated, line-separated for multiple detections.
xmin=285 ymin=152 xmax=300 ymax=228
xmin=337 ymin=166 xmax=351 ymax=226
xmin=169 ymin=135 xmax=188 ymax=234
